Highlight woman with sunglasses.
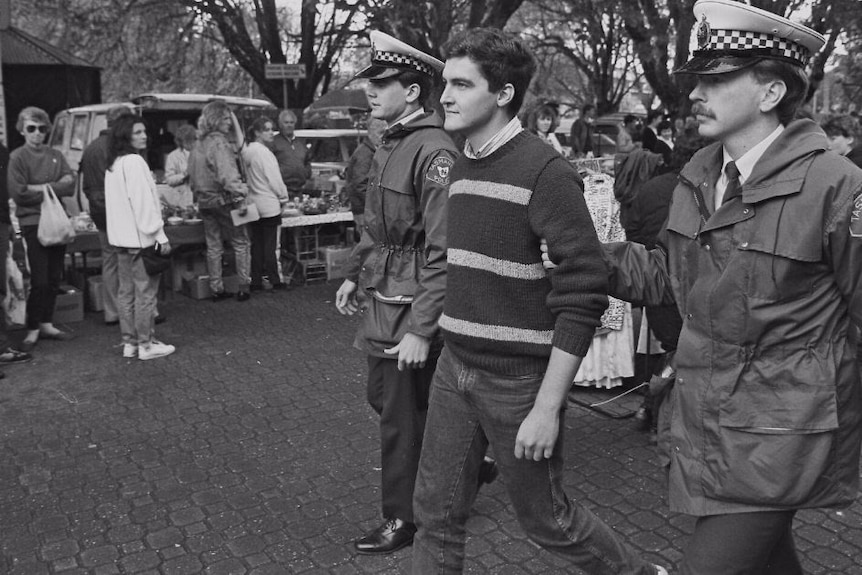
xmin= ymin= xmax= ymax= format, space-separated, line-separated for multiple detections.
xmin=8 ymin=106 xmax=75 ymax=352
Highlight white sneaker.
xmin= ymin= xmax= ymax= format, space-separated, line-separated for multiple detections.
xmin=138 ymin=340 xmax=175 ymax=361
xmin=123 ymin=343 xmax=138 ymax=358
xmin=655 ymin=565 xmax=669 ymax=575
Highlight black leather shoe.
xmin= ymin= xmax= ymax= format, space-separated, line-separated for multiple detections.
xmin=155 ymin=314 xmax=166 ymax=325
xmin=211 ymin=291 xmax=232 ymax=303
xmin=236 ymin=291 xmax=250 ymax=302
xmin=354 ymin=518 xmax=416 ymax=555
xmin=478 ymin=458 xmax=499 ymax=488
xmin=271 ymin=282 xmax=291 ymax=291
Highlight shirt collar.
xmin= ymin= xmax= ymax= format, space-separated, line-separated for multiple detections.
xmin=721 ymin=124 xmax=784 ymax=183
xmin=463 ymin=116 xmax=523 ymax=160
xmin=388 ymin=108 xmax=425 ymax=131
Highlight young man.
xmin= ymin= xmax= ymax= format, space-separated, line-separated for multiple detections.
xmin=601 ymin=1 xmax=862 ymax=572
xmin=334 ymin=31 xmax=458 ymax=555
xmin=569 ymin=103 xmax=595 ymax=158
xmin=411 ymin=28 xmax=663 ymax=575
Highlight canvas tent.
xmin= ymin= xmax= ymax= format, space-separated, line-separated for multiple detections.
xmin=1 ymin=25 xmax=101 ymax=149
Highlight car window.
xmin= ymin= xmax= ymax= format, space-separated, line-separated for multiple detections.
xmin=49 ymin=114 xmax=68 ymax=147
xmin=306 ymin=138 xmax=346 ymax=163
xmin=70 ymin=115 xmax=89 ymax=151
xmin=91 ymin=114 xmax=108 ymax=138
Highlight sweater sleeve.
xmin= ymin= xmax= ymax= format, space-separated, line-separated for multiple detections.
xmin=124 ymin=156 xmax=167 ymax=244
xmin=50 ymin=151 xmax=75 ymax=197
xmin=253 ymin=145 xmax=289 ymax=200
xmin=7 ymin=152 xmax=42 ymax=207
xmin=529 ymin=158 xmax=608 ymax=356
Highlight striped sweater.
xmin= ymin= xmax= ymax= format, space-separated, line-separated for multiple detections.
xmin=440 ymin=131 xmax=608 ymax=375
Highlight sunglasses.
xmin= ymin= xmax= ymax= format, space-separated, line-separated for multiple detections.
xmin=25 ymin=125 xmax=48 ymax=134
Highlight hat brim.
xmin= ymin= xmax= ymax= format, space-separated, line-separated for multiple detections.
xmin=673 ymin=55 xmax=760 ymax=75
xmin=354 ymin=64 xmax=404 ymax=80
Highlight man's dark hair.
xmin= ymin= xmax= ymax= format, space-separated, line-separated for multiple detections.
xmin=623 ymin=114 xmax=637 ymax=126
xmin=442 ymin=28 xmax=536 ymax=115
xmin=107 ymin=114 xmax=145 ymax=169
xmin=821 ymin=115 xmax=859 ymax=139
xmin=394 ymin=70 xmax=434 ymax=107
xmin=646 ymin=110 xmax=663 ymax=125
xmin=581 ymin=103 xmax=595 ymax=115
xmin=749 ymin=59 xmax=809 ymax=125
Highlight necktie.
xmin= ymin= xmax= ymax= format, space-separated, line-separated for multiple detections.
xmin=722 ymin=161 xmax=742 ymax=205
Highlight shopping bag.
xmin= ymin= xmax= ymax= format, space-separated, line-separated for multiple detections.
xmin=5 ymin=240 xmax=26 ymax=327
xmin=37 ymin=185 xmax=76 ymax=246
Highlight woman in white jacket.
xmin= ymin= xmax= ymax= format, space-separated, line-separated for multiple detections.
xmin=241 ymin=117 xmax=290 ymax=291
xmin=105 ymin=115 xmax=175 ymax=360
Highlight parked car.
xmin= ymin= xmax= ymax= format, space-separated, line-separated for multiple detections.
xmin=50 ymin=93 xmax=275 ymax=174
xmin=555 ymin=112 xmax=645 ymax=158
xmin=49 ymin=93 xmax=275 ymax=214
xmin=294 ymin=128 xmax=367 ymax=183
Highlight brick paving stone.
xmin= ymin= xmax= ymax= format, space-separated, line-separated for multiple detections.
xmin=3 ymin=283 xmax=862 ymax=573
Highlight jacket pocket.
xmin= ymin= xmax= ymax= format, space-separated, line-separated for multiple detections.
xmin=710 ymin=375 xmax=838 ymax=506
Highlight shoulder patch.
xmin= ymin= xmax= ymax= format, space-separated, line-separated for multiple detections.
xmin=426 ymin=156 xmax=453 ymax=185
xmin=852 ymin=194 xmax=862 ymax=238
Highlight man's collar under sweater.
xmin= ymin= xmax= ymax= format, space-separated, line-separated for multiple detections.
xmin=463 ymin=116 xmax=523 ymax=159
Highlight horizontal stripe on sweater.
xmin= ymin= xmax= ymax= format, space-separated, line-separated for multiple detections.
xmin=448 ymin=248 xmax=546 ymax=280
xmin=449 ymin=179 xmax=532 ymax=205
xmin=439 ymin=313 xmax=553 ymax=345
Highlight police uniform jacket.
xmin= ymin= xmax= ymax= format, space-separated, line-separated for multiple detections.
xmin=346 ymin=110 xmax=456 ymax=354
xmin=605 ymin=119 xmax=862 ymax=516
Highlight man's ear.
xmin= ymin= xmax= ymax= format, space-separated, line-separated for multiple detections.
xmin=405 ymin=82 xmax=421 ymax=105
xmin=759 ymin=79 xmax=787 ymax=114
xmin=496 ymin=83 xmax=515 ymax=109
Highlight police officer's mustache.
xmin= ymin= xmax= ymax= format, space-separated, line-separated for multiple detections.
xmin=691 ymin=104 xmax=714 ymax=119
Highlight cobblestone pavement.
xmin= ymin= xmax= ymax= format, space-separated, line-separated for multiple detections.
xmin=2 ymin=282 xmax=861 ymax=574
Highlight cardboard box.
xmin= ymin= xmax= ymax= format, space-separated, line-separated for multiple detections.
xmin=53 ymin=285 xmax=84 ymax=323
xmin=87 ymin=275 xmax=105 ymax=312
xmin=319 ymin=245 xmax=353 ymax=281
xmin=182 ymin=274 xmax=211 ymax=300
xmin=170 ymin=251 xmax=208 ymax=292
xmin=181 ymin=274 xmax=239 ymax=299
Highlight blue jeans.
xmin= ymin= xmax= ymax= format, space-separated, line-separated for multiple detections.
xmin=98 ymin=231 xmax=119 ymax=322
xmin=116 ymin=249 xmax=160 ymax=345
xmin=412 ymin=348 xmax=654 ymax=575
xmin=201 ymin=205 xmax=251 ymax=292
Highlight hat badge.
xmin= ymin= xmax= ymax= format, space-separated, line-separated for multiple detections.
xmin=696 ymin=14 xmax=711 ymax=50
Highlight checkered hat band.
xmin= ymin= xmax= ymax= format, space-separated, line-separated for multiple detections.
xmin=705 ymin=29 xmax=810 ymax=65
xmin=373 ymin=50 xmax=434 ymax=76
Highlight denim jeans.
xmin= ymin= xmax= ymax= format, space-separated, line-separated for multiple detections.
xmin=21 ymin=225 xmax=65 ymax=329
xmin=412 ymin=348 xmax=654 ymax=575
xmin=200 ymin=205 xmax=251 ymax=292
xmin=98 ymin=230 xmax=120 ymax=322
xmin=116 ymin=249 xmax=160 ymax=345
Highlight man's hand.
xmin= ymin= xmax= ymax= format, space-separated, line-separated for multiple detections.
xmin=539 ymin=238 xmax=557 ymax=270
xmin=335 ymin=279 xmax=359 ymax=315
xmin=514 ymin=405 xmax=560 ymax=461
xmin=158 ymin=241 xmax=172 ymax=256
xmin=384 ymin=332 xmax=430 ymax=371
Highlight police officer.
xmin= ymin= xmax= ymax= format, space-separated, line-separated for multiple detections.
xmin=334 ymin=31 xmax=457 ymax=555
xmin=601 ymin=1 xmax=862 ymax=572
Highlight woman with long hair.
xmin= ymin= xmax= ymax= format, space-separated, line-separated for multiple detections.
xmin=8 ymin=106 xmax=76 ymax=352
xmin=241 ymin=116 xmax=290 ymax=291
xmin=526 ymin=104 xmax=563 ymax=154
xmin=104 ymin=114 xmax=175 ymax=360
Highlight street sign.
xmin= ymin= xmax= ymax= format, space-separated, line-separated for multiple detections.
xmin=265 ymin=63 xmax=306 ymax=80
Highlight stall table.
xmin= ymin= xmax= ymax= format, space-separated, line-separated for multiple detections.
xmin=67 ymin=223 xmax=206 ymax=299
xmin=281 ymin=210 xmax=354 ymax=282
